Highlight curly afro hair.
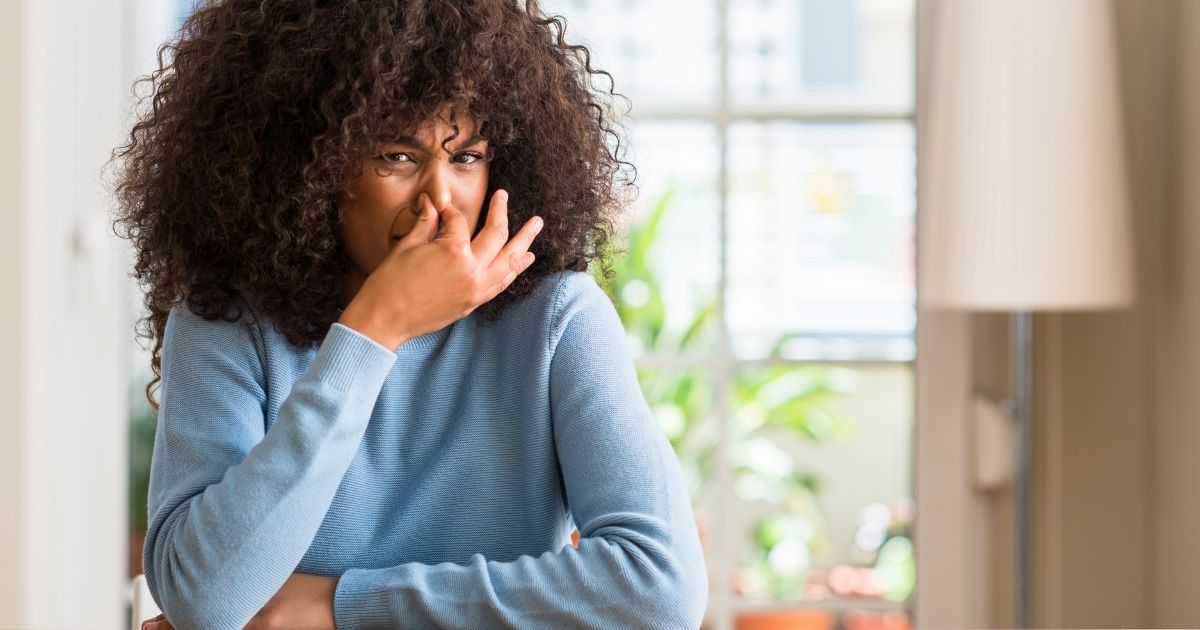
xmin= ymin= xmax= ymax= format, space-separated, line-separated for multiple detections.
xmin=109 ymin=0 xmax=635 ymax=408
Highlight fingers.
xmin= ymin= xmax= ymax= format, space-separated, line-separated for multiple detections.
xmin=434 ymin=200 xmax=472 ymax=243
xmin=487 ymin=213 xmax=542 ymax=279
xmin=470 ymin=189 xmax=510 ymax=260
xmin=418 ymin=188 xmax=540 ymax=301
xmin=141 ymin=614 xmax=170 ymax=630
xmin=483 ymin=250 xmax=536 ymax=300
xmin=482 ymin=212 xmax=541 ymax=298
xmin=398 ymin=192 xmax=439 ymax=247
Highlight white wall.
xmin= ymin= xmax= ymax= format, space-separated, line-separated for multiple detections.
xmin=0 ymin=0 xmax=31 ymax=620
xmin=0 ymin=0 xmax=130 ymax=627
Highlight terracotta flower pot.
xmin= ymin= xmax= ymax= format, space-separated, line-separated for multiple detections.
xmin=735 ymin=609 xmax=832 ymax=630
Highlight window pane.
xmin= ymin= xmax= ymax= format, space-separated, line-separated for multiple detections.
xmin=729 ymin=0 xmax=915 ymax=113
xmin=541 ymin=0 xmax=719 ymax=110
xmin=727 ymin=121 xmax=916 ymax=361
xmin=600 ymin=120 xmax=721 ymax=357
xmin=729 ymin=364 xmax=913 ymax=620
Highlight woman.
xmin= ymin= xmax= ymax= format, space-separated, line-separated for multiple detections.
xmin=110 ymin=1 xmax=707 ymax=628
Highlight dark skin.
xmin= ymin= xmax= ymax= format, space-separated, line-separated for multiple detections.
xmin=142 ymin=109 xmax=543 ymax=630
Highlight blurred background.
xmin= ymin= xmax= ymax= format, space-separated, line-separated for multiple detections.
xmin=0 ymin=0 xmax=1196 ymax=628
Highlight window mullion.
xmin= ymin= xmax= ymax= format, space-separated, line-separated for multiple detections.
xmin=711 ymin=0 xmax=734 ymax=628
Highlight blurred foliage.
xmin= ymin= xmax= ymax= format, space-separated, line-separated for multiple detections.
xmin=128 ymin=377 xmax=156 ymax=534
xmin=876 ymin=533 xmax=916 ymax=602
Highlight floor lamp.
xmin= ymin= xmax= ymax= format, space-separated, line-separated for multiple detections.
xmin=918 ymin=0 xmax=1135 ymax=627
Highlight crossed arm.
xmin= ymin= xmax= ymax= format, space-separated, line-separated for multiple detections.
xmin=141 ymin=573 xmax=336 ymax=630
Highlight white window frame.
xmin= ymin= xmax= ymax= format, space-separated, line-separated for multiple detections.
xmin=620 ymin=2 xmax=919 ymax=628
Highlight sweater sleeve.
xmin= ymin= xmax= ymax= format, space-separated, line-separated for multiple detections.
xmin=332 ymin=274 xmax=709 ymax=629
xmin=143 ymin=305 xmax=398 ymax=630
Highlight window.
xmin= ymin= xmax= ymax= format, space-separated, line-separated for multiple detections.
xmin=541 ymin=1 xmax=917 ymax=628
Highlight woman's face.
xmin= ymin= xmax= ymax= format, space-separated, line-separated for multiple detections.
xmin=337 ymin=110 xmax=490 ymax=305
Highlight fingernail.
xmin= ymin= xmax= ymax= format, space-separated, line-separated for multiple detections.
xmin=533 ymin=216 xmax=543 ymax=230
xmin=498 ymin=189 xmax=508 ymax=203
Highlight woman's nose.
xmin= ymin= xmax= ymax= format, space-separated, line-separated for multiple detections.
xmin=420 ymin=164 xmax=453 ymax=211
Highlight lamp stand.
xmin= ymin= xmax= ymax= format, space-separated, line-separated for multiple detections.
xmin=1013 ymin=311 xmax=1034 ymax=628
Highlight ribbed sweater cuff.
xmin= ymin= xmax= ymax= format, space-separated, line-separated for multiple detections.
xmin=308 ymin=323 xmax=397 ymax=399
xmin=334 ymin=568 xmax=395 ymax=628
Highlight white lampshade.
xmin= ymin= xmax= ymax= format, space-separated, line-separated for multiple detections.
xmin=919 ymin=0 xmax=1135 ymax=311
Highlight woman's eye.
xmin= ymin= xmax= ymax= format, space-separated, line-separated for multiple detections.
xmin=454 ymin=152 xmax=486 ymax=165
xmin=378 ymin=152 xmax=413 ymax=165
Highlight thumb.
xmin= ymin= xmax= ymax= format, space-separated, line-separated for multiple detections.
xmin=398 ymin=193 xmax=439 ymax=247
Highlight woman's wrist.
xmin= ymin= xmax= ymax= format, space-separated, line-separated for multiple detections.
xmin=337 ymin=306 xmax=408 ymax=351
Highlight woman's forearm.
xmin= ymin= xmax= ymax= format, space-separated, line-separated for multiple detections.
xmin=144 ymin=312 xmax=396 ymax=630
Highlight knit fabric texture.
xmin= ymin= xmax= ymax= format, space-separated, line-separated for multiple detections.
xmin=142 ymin=269 xmax=708 ymax=629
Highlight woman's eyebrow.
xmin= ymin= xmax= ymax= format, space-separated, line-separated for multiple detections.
xmin=389 ymin=133 xmax=487 ymax=151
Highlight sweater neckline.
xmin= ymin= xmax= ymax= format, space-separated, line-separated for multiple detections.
xmin=334 ymin=306 xmax=454 ymax=353
xmin=398 ymin=324 xmax=453 ymax=352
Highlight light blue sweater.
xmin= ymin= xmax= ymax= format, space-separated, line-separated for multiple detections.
xmin=142 ymin=270 xmax=707 ymax=629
